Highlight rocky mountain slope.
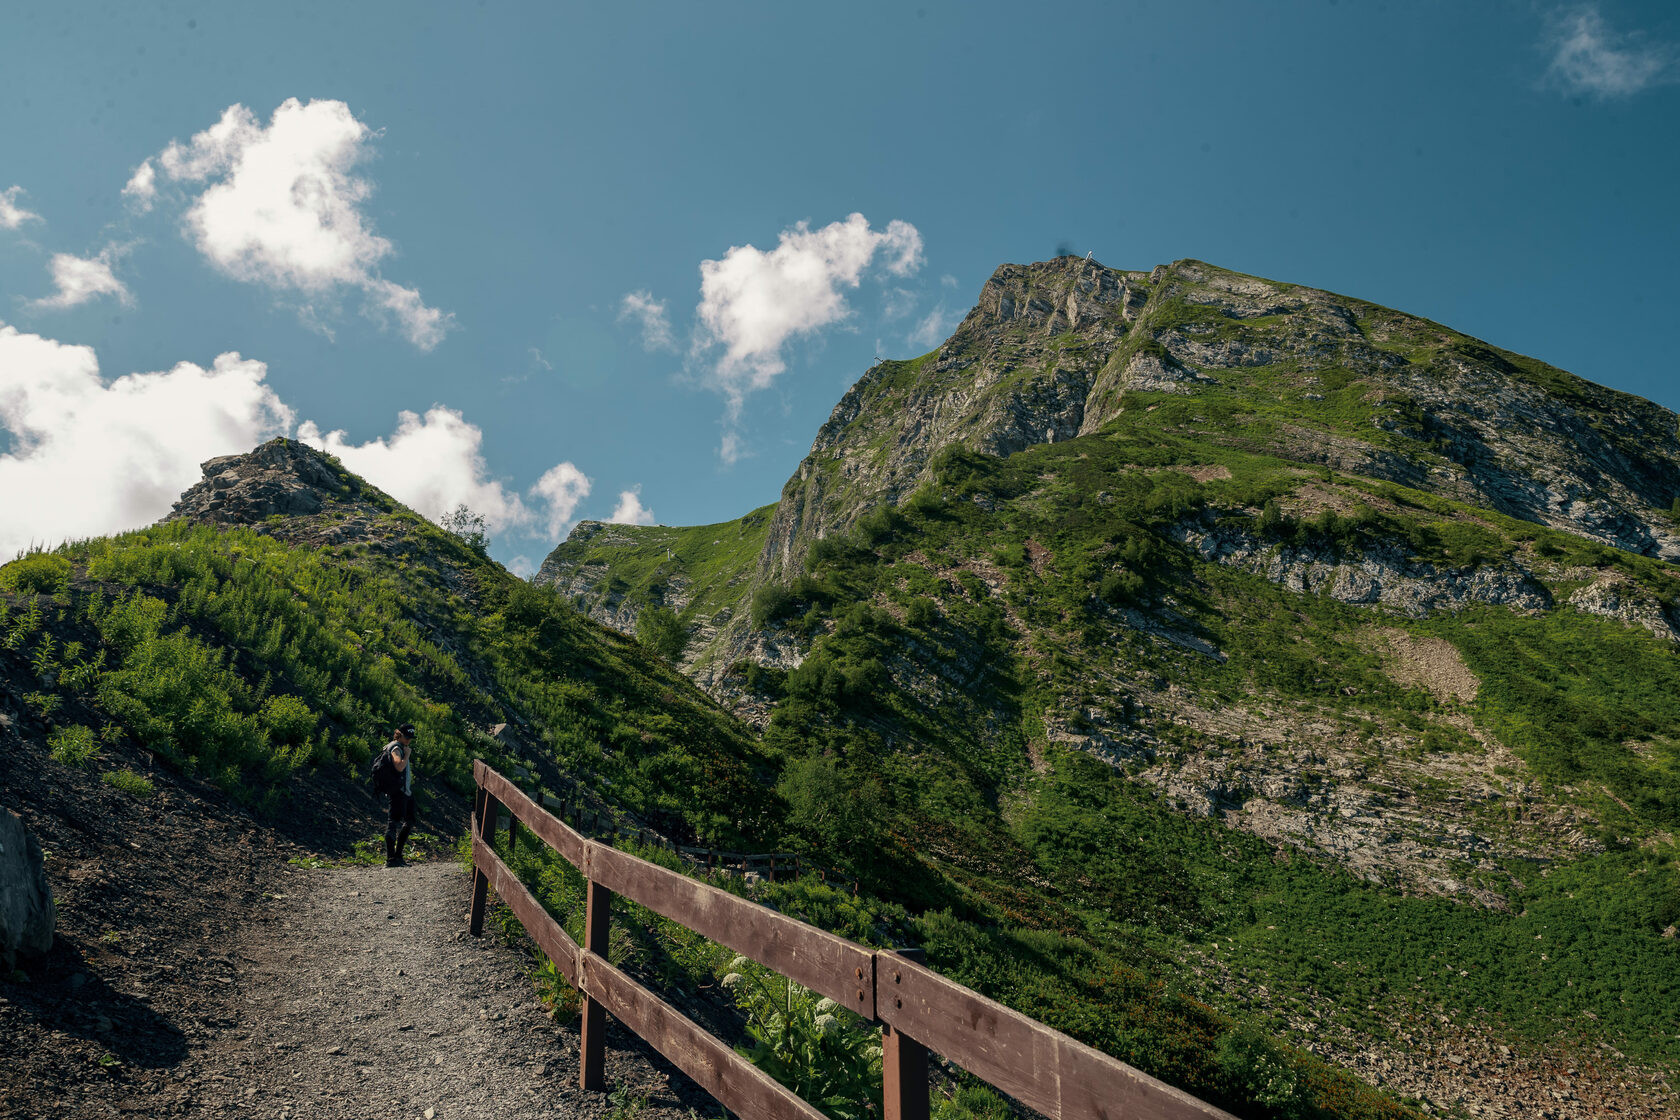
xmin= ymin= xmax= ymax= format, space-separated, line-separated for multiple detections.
xmin=762 ymin=255 xmax=1680 ymax=572
xmin=543 ymin=257 xmax=1680 ymax=688
xmin=534 ymin=257 xmax=1680 ymax=1119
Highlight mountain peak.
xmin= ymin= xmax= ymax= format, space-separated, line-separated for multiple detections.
xmin=754 ymin=255 xmax=1680 ymax=583
xmin=163 ymin=437 xmax=396 ymax=533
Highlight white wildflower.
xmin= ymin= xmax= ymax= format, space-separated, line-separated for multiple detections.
xmin=814 ymin=997 xmax=839 ymax=1015
xmin=813 ymin=1013 xmax=841 ymax=1038
xmin=721 ymin=973 xmax=743 ymax=989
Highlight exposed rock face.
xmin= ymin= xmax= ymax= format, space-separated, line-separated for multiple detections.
xmin=1171 ymin=517 xmax=1553 ymax=616
xmin=1567 ymin=575 xmax=1680 ymax=641
xmin=1038 ymin=671 xmax=1597 ymax=908
xmin=0 ymin=807 xmax=54 ymax=969
xmin=165 ymin=437 xmax=394 ymax=531
xmin=759 ymin=257 xmax=1152 ymax=582
xmin=535 ymin=523 xmax=656 ymax=635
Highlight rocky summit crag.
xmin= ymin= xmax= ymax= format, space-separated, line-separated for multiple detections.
xmin=165 ymin=437 xmax=399 ymax=543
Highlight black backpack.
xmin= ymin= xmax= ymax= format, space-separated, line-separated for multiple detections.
xmin=370 ymin=743 xmax=401 ymax=796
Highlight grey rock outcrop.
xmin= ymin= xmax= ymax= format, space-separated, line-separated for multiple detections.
xmin=1567 ymin=576 xmax=1680 ymax=641
xmin=1172 ymin=518 xmax=1553 ymax=616
xmin=0 ymin=807 xmax=54 ymax=969
xmin=164 ymin=437 xmax=392 ymax=529
xmin=758 ymin=257 xmax=1153 ymax=583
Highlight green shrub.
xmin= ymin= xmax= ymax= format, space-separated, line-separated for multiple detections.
xmin=0 ymin=554 xmax=71 ymax=595
xmin=993 ymin=543 xmax=1027 ymax=568
xmin=1099 ymin=569 xmax=1144 ymax=605
xmin=635 ymin=605 xmax=688 ymax=661
xmin=751 ymin=583 xmax=797 ymax=627
xmin=439 ymin=504 xmax=489 ymax=556
xmin=1216 ymin=1028 xmax=1309 ymax=1114
xmin=49 ymin=724 xmax=100 ymax=767
xmin=260 ymin=694 xmax=317 ymax=746
xmin=905 ymin=597 xmax=938 ymax=628
xmin=101 ymin=769 xmax=155 ymax=798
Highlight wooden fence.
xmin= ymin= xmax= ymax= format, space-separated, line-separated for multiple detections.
xmin=468 ymin=760 xmax=1237 ymax=1120
xmin=531 ymin=775 xmax=860 ymax=894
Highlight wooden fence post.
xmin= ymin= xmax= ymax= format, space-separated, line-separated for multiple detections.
xmin=882 ymin=948 xmax=930 ymax=1120
xmin=469 ymin=785 xmax=499 ymax=937
xmin=579 ymin=869 xmax=614 ymax=1091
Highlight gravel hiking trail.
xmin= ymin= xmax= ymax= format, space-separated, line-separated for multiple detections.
xmin=164 ymin=860 xmax=716 ymax=1120
xmin=80 ymin=866 xmax=722 ymax=1120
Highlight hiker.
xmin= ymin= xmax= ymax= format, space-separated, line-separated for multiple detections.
xmin=382 ymin=724 xmax=418 ymax=868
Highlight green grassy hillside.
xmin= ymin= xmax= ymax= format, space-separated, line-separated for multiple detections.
xmin=2 ymin=503 xmax=777 ymax=847
xmin=727 ymin=424 xmax=1680 ymax=1081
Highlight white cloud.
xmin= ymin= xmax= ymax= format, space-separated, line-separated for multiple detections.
xmin=719 ymin=430 xmax=744 ymax=466
xmin=297 ymin=407 xmax=530 ymax=532
xmin=907 ymin=303 xmax=956 ymax=350
xmin=122 ymin=161 xmax=157 ymax=212
xmin=0 ymin=186 xmax=42 ymax=231
xmin=882 ymin=287 xmax=918 ymax=321
xmin=0 ymin=325 xmax=592 ymax=557
xmin=619 ymin=290 xmax=675 ymax=351
xmin=363 ymin=277 xmax=452 ymax=351
xmin=1545 ymin=6 xmax=1674 ymax=97
xmin=0 ymin=327 xmax=292 ymax=557
xmin=530 ymin=461 xmax=592 ymax=538
xmin=694 ymin=213 xmax=924 ymax=410
xmin=29 ymin=246 xmax=133 ymax=311
xmin=508 ymin=554 xmax=536 ymax=579
xmin=529 ymin=347 xmax=553 ymax=371
xmin=939 ymin=273 xmax=960 ymax=289
xmin=298 ymin=407 xmax=590 ymax=543
xmin=607 ymin=486 xmax=656 ymax=526
xmin=148 ymin=98 xmax=454 ymax=349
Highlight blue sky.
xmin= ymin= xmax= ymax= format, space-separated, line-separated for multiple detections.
xmin=1 ymin=1 xmax=1676 ymax=569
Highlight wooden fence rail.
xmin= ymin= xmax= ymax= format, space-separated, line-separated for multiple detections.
xmin=531 ymin=787 xmax=855 ymax=894
xmin=468 ymin=760 xmax=1236 ymax=1120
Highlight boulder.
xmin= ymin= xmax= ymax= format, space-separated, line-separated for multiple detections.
xmin=0 ymin=807 xmax=55 ymax=970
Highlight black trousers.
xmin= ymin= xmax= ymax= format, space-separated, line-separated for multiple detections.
xmin=386 ymin=790 xmax=416 ymax=851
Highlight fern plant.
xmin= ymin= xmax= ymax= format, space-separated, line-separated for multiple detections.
xmin=718 ymin=955 xmax=881 ymax=1120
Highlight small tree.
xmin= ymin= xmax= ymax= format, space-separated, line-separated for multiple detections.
xmin=440 ymin=504 xmax=489 ymax=556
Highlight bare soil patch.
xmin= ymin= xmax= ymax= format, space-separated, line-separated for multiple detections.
xmin=1379 ymin=628 xmax=1479 ymax=704
xmin=1176 ymin=464 xmax=1232 ymax=483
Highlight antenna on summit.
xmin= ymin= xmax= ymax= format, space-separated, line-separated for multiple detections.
xmin=1085 ymin=250 xmax=1093 ymax=261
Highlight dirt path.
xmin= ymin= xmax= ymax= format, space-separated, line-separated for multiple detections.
xmin=184 ymin=859 xmax=716 ymax=1120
